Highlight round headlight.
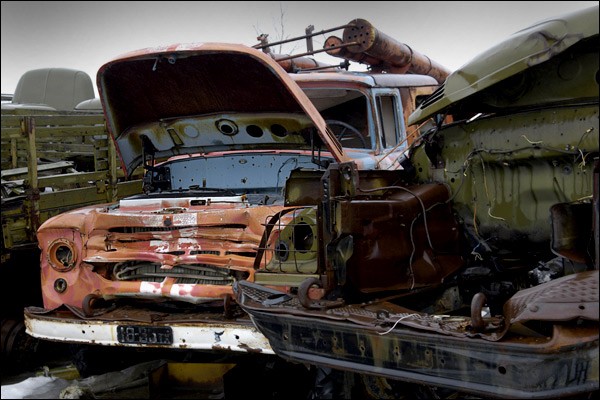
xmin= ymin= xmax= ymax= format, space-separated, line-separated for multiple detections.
xmin=293 ymin=222 xmax=314 ymax=253
xmin=47 ymin=238 xmax=77 ymax=272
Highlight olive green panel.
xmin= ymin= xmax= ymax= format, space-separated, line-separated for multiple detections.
xmin=409 ymin=5 xmax=598 ymax=124
xmin=254 ymin=272 xmax=321 ymax=287
xmin=412 ymin=104 xmax=598 ymax=242
xmin=1 ymin=112 xmax=143 ymax=255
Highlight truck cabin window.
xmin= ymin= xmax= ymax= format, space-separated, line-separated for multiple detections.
xmin=302 ymin=88 xmax=370 ymax=149
xmin=376 ymin=94 xmax=401 ymax=149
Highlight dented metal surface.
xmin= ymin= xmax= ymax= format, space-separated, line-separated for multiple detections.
xmin=504 ymin=270 xmax=599 ymax=325
xmin=37 ymin=197 xmax=284 ymax=311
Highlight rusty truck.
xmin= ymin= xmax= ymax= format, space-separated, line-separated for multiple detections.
xmin=21 ymin=20 xmax=448 ymax=383
xmin=18 ymin=7 xmax=600 ymax=397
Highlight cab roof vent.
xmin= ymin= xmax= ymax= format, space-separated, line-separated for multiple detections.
xmin=420 ymin=83 xmax=445 ymax=108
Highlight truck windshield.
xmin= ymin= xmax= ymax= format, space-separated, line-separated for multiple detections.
xmin=302 ymin=88 xmax=371 ymax=149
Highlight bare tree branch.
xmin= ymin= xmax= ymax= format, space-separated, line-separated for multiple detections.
xmin=253 ymin=2 xmax=299 ymax=55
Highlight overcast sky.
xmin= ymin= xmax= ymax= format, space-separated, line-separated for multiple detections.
xmin=2 ymin=1 xmax=597 ymax=96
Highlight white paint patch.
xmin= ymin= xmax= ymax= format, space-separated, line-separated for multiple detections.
xmin=149 ymin=240 xmax=169 ymax=252
xmin=170 ymin=283 xmax=195 ymax=298
xmin=139 ymin=281 xmax=162 ymax=295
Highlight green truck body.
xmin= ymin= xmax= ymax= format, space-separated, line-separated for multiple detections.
xmin=2 ymin=111 xmax=142 ymax=260
xmin=1 ymin=69 xmax=143 ymax=361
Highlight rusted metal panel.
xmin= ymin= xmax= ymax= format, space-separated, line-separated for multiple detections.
xmin=36 ymin=199 xmax=285 ymax=311
xmin=335 ymin=195 xmax=462 ymax=292
xmin=324 ymin=19 xmax=451 ymax=84
xmin=236 ymin=278 xmax=599 ymax=399
xmin=504 ymin=270 xmax=599 ymax=324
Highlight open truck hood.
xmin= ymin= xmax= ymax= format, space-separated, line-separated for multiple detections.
xmin=97 ymin=43 xmax=349 ymax=176
xmin=408 ymin=5 xmax=599 ymax=125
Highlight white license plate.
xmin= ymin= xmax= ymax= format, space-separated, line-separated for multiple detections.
xmin=116 ymin=325 xmax=173 ymax=345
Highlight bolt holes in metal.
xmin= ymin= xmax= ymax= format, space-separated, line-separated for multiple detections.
xmin=216 ymin=119 xmax=239 ymax=136
xmin=246 ymin=125 xmax=263 ymax=138
xmin=54 ymin=278 xmax=68 ymax=293
xmin=271 ymin=124 xmax=288 ymax=138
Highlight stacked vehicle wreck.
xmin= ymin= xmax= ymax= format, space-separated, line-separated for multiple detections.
xmin=25 ymin=19 xmax=444 ymax=358
xmin=237 ymin=6 xmax=599 ymax=399
xmin=24 ymin=6 xmax=598 ymax=399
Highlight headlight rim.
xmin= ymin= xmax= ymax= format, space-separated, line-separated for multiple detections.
xmin=47 ymin=238 xmax=78 ymax=272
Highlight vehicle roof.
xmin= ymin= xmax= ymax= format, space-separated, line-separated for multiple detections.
xmin=291 ymin=71 xmax=439 ymax=89
xmin=408 ymin=5 xmax=599 ymax=125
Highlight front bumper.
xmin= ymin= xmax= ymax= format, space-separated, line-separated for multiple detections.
xmin=236 ymin=280 xmax=599 ymax=399
xmin=24 ymin=306 xmax=273 ymax=354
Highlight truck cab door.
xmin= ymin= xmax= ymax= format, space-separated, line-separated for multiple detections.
xmin=372 ymin=88 xmax=406 ymax=169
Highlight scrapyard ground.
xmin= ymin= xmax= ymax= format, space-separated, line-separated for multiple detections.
xmin=1 ymin=339 xmax=316 ymax=399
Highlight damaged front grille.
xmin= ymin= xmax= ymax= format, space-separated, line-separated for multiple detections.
xmin=113 ymin=261 xmax=234 ymax=285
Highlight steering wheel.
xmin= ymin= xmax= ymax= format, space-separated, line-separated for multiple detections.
xmin=325 ymin=119 xmax=367 ymax=148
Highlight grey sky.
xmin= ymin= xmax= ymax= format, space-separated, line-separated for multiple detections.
xmin=1 ymin=1 xmax=597 ymax=96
